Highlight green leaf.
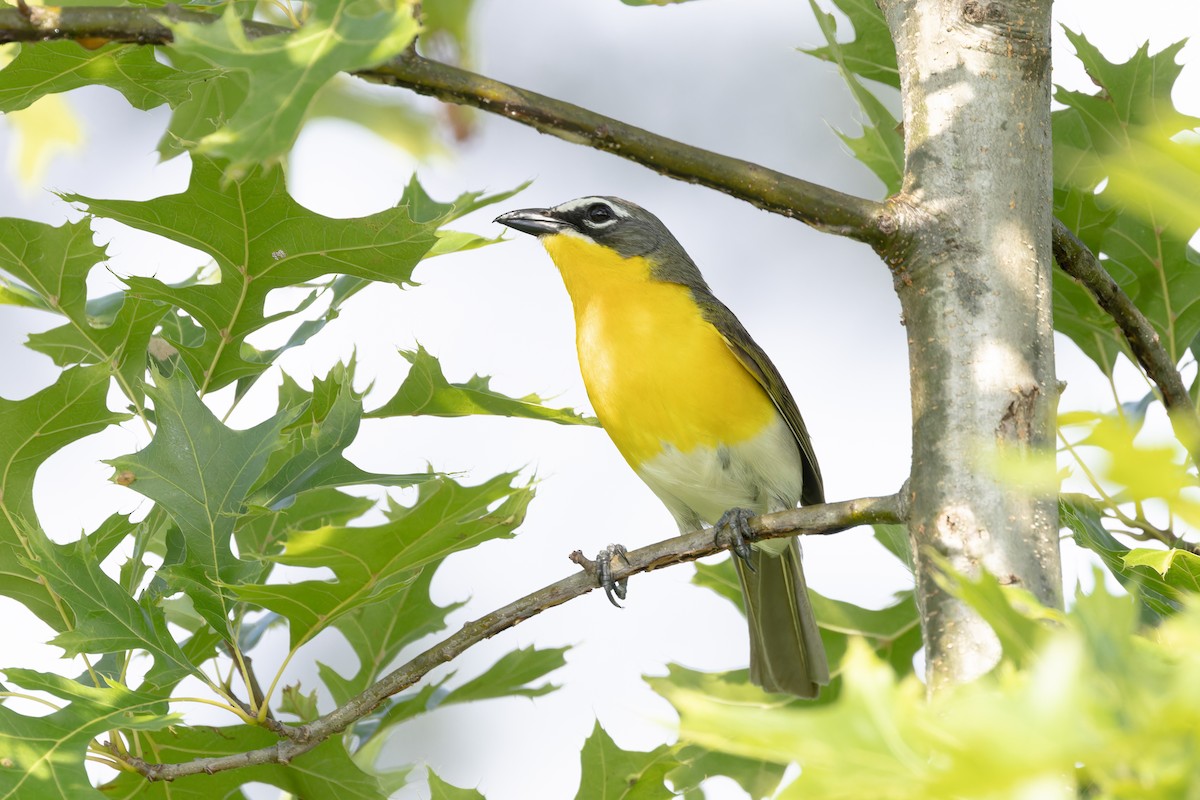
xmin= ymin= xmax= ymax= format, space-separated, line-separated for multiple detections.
xmin=691 ymin=559 xmax=742 ymax=608
xmin=1061 ymin=494 xmax=1179 ymax=619
xmin=0 ymin=219 xmax=99 ymax=320
xmin=810 ymin=589 xmax=921 ymax=677
xmin=872 ymin=523 xmax=912 ymax=571
xmin=439 ymin=645 xmax=567 ymax=705
xmin=0 ymin=41 xmax=206 ymax=114
xmin=307 ymin=76 xmax=443 ymax=159
xmin=399 ymin=175 xmax=531 ymax=226
xmin=166 ymin=0 xmax=418 ymax=173
xmin=65 ymin=156 xmax=441 ymax=393
xmin=575 ymin=721 xmax=682 ymax=800
xmin=0 ymin=365 xmax=124 ymax=629
xmin=368 ymin=345 xmax=595 ymax=426
xmin=0 ymin=217 xmax=164 ymax=403
xmin=1124 ymin=547 xmax=1200 ymax=594
xmin=27 ymin=295 xmax=166 ymax=405
xmin=97 ymin=725 xmax=386 ymax=799
xmin=694 ymin=558 xmax=921 ymax=676
xmin=427 ymin=770 xmax=485 ymax=800
xmin=667 ymin=583 xmax=1200 ymax=799
xmin=0 ymin=670 xmax=174 ymax=800
xmin=804 ymin=0 xmax=902 ymax=195
xmin=280 ymin=682 xmax=320 ymax=722
xmin=934 ymin=563 xmax=1050 ymax=669
xmin=108 ymin=370 xmax=292 ymax=637
xmin=248 ymin=364 xmax=431 ymax=509
xmin=236 ymin=486 xmax=375 ymax=564
xmin=647 ymin=666 xmax=796 ymax=797
xmin=158 ymin=50 xmax=249 ymax=159
xmin=801 ymin=0 xmax=898 ymax=88
xmin=234 ymin=472 xmax=532 ymax=650
xmin=1052 ymin=33 xmax=1200 ymax=373
xmin=319 ymin=564 xmax=463 ymax=708
xmin=668 ymin=747 xmax=787 ymax=800
xmin=19 ymin=525 xmax=198 ymax=689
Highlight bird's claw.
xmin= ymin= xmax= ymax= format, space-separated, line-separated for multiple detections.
xmin=715 ymin=507 xmax=757 ymax=572
xmin=594 ymin=544 xmax=631 ymax=607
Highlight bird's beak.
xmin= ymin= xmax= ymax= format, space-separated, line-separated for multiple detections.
xmin=494 ymin=208 xmax=571 ymax=237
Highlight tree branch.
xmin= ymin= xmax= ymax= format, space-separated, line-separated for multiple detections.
xmin=0 ymin=5 xmax=894 ymax=247
xmin=110 ymin=493 xmax=902 ymax=782
xmin=1051 ymin=218 xmax=1200 ymax=461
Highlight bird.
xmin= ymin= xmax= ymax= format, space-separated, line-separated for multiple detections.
xmin=495 ymin=196 xmax=829 ymax=698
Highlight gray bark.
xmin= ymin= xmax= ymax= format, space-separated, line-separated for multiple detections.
xmin=878 ymin=0 xmax=1062 ymax=691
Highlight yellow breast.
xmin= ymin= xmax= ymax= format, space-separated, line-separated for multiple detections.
xmin=542 ymin=233 xmax=777 ymax=467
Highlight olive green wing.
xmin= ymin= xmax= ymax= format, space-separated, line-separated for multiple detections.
xmin=698 ymin=294 xmax=825 ymax=506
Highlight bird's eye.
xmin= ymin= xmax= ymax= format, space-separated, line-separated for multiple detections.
xmin=586 ymin=203 xmax=614 ymax=224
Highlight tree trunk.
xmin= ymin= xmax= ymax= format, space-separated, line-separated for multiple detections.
xmin=878 ymin=0 xmax=1062 ymax=691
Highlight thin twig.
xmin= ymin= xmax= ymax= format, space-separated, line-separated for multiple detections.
xmin=0 ymin=6 xmax=894 ymax=247
xmin=103 ymin=493 xmax=902 ymax=781
xmin=1052 ymin=218 xmax=1200 ymax=463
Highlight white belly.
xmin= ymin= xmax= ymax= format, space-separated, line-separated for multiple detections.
xmin=634 ymin=413 xmax=804 ymax=542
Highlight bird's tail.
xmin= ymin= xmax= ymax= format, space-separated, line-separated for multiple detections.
xmin=734 ymin=537 xmax=829 ymax=697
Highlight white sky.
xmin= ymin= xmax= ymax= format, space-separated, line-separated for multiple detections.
xmin=1 ymin=1 xmax=1198 ymax=798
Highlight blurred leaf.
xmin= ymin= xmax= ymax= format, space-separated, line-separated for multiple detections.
xmin=165 ymin=0 xmax=418 ymax=174
xmin=234 ymin=472 xmax=532 ymax=650
xmin=98 ymin=725 xmax=386 ymax=799
xmin=0 ymin=41 xmax=204 ymax=113
xmin=0 ymin=669 xmax=174 ymax=800
xmin=801 ymin=0 xmax=898 ymax=88
xmin=307 ymin=76 xmax=444 ymax=158
xmin=158 ymin=50 xmax=248 ymax=159
xmin=368 ymin=345 xmax=595 ymax=425
xmin=109 ymin=370 xmax=292 ymax=638
xmin=65 ymin=156 xmax=440 ymax=393
xmin=422 ymin=0 xmax=474 ymax=44
xmin=1065 ymin=411 xmax=1200 ymax=527
xmin=0 ymin=365 xmax=124 ymax=629
xmin=668 ymin=748 xmax=788 ymax=800
xmin=427 ymin=770 xmax=485 ymax=800
xmin=439 ymin=645 xmax=567 ymax=705
xmin=1124 ymin=547 xmax=1200 ymax=594
xmin=648 ymin=665 xmax=796 ymax=798
xmin=575 ymin=720 xmax=683 ymax=800
xmin=805 ymin=0 xmax=902 ymax=194
xmin=4 ymin=94 xmax=81 ymax=186
xmin=934 ymin=563 xmax=1050 ymax=669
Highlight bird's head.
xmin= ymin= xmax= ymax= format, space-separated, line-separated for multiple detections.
xmin=495 ymin=196 xmax=706 ymax=291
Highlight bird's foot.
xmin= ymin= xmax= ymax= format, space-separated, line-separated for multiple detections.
xmin=715 ymin=507 xmax=756 ymax=572
xmin=572 ymin=544 xmax=631 ymax=608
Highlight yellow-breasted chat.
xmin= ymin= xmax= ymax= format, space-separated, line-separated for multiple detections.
xmin=495 ymin=196 xmax=829 ymax=698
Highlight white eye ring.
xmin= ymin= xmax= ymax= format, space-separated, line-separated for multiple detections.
xmin=585 ymin=203 xmax=616 ymax=226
